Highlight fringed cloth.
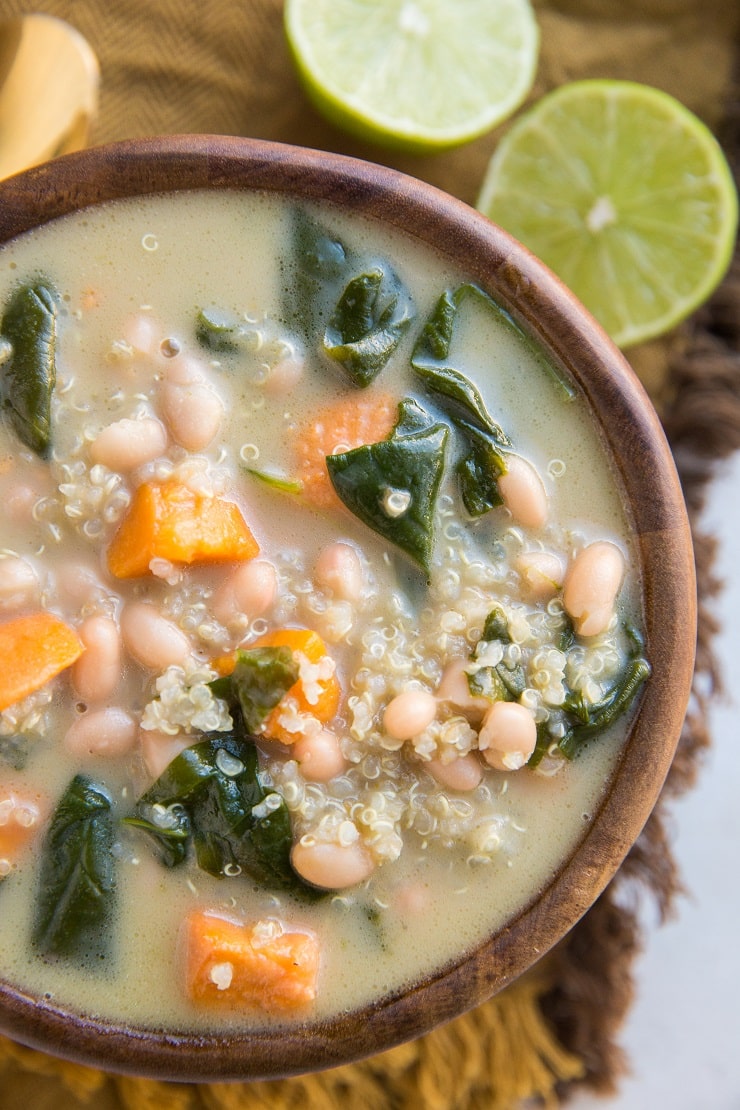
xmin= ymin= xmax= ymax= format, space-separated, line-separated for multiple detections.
xmin=0 ymin=1 xmax=738 ymax=1106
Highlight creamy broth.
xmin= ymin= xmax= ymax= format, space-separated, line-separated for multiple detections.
xmin=0 ymin=191 xmax=647 ymax=1031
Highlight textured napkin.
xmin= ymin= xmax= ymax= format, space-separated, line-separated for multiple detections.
xmin=0 ymin=1 xmax=737 ymax=1107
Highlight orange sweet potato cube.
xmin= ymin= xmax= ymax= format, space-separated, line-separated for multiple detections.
xmin=182 ymin=911 xmax=320 ymax=1012
xmin=107 ymin=480 xmax=259 ymax=578
xmin=0 ymin=612 xmax=83 ymax=711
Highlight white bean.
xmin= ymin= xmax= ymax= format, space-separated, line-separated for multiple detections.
xmin=293 ymin=728 xmax=347 ymax=783
xmin=498 ymin=455 xmax=548 ymax=529
xmin=291 ymin=839 xmax=375 ymax=890
xmin=478 ymin=701 xmax=537 ymax=771
xmin=122 ymin=312 xmax=160 ymax=356
xmin=314 ymin=542 xmax=364 ymax=601
xmin=427 ymin=753 xmax=483 ymax=792
xmin=71 ymin=615 xmax=121 ymax=702
xmin=0 ymin=556 xmax=38 ymax=609
xmin=395 ymin=882 xmax=431 ymax=916
xmin=160 ymin=356 xmax=224 ymax=451
xmin=435 ymin=657 xmax=489 ymax=724
xmin=383 ymin=689 xmax=437 ymax=741
xmin=140 ymin=727 xmax=192 ymax=780
xmin=211 ymin=560 xmax=277 ymax=625
xmin=563 ymin=541 xmax=626 ymax=638
xmin=54 ymin=561 xmax=105 ymax=608
xmin=89 ymin=417 xmax=167 ymax=471
xmin=263 ymin=353 xmax=304 ymax=396
xmin=516 ymin=550 xmax=565 ymax=600
xmin=120 ymin=601 xmax=191 ymax=670
xmin=6 ymin=471 xmax=53 ymax=524
xmin=64 ymin=707 xmax=138 ymax=759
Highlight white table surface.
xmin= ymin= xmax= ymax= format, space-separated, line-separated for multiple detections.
xmin=571 ymin=449 xmax=740 ymax=1108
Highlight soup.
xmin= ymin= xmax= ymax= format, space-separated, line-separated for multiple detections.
xmin=0 ymin=189 xmax=648 ymax=1031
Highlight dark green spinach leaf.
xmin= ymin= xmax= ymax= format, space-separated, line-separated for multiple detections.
xmin=455 ymin=419 xmax=507 ymax=517
xmin=32 ymin=774 xmax=116 ymax=964
xmin=468 ymin=605 xmax=525 ymax=703
xmin=529 ymin=625 xmax=651 ymax=767
xmin=326 ymin=398 xmax=448 ymax=574
xmin=285 ymin=207 xmax=414 ymax=384
xmin=284 ymin=209 xmax=348 ymax=342
xmin=557 ymin=655 xmax=652 ymax=760
xmin=411 ymin=285 xmax=515 ymax=517
xmin=324 ymin=267 xmax=414 ymax=386
xmin=0 ymin=280 xmax=59 ymax=457
xmin=126 ymin=728 xmax=309 ymax=894
xmin=0 ymin=733 xmax=32 ymax=770
xmin=124 ymin=806 xmax=191 ymax=867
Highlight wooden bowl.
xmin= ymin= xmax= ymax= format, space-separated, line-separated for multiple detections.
xmin=0 ymin=136 xmax=695 ymax=1081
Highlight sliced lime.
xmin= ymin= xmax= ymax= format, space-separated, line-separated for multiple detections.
xmin=477 ymin=80 xmax=738 ymax=348
xmin=284 ymin=0 xmax=539 ymax=154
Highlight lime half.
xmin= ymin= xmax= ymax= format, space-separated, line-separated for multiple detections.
xmin=284 ymin=0 xmax=539 ymax=154
xmin=477 ymin=80 xmax=738 ymax=348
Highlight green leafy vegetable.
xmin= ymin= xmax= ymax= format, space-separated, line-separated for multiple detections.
xmin=413 ymin=282 xmax=574 ymax=400
xmin=0 ymin=280 xmax=59 ymax=457
xmin=212 ymin=646 xmax=299 ymax=734
xmin=124 ymin=806 xmax=190 ymax=868
xmin=529 ymin=625 xmax=651 ymax=766
xmin=32 ymin=774 xmax=116 ymax=964
xmin=455 ymin=419 xmax=508 ymax=517
xmin=285 ymin=208 xmax=348 ymax=342
xmin=326 ymin=398 xmax=448 ymax=574
xmin=286 ymin=207 xmax=414 ymax=384
xmin=558 ymin=656 xmax=652 ymax=760
xmin=411 ymin=285 xmax=516 ymax=518
xmin=0 ymin=733 xmax=32 ymax=771
xmin=244 ymin=467 xmax=303 ymax=494
xmin=324 ymin=267 xmax=414 ymax=386
xmin=126 ymin=726 xmax=310 ymax=894
xmin=195 ymin=306 xmax=245 ymax=353
xmin=467 ymin=605 xmax=525 ymax=703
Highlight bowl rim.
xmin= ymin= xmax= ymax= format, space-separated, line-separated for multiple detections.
xmin=0 ymin=134 xmax=696 ymax=1081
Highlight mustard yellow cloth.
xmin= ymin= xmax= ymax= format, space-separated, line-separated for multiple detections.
xmin=0 ymin=1 xmax=736 ymax=1107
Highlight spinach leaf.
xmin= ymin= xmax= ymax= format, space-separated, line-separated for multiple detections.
xmin=126 ymin=727 xmax=309 ymax=894
xmin=285 ymin=207 xmax=414 ymax=384
xmin=32 ymin=775 xmax=116 ymax=964
xmin=0 ymin=733 xmax=32 ymax=770
xmin=413 ymin=282 xmax=574 ymax=400
xmin=212 ymin=646 xmax=298 ymax=734
xmin=411 ymin=283 xmax=574 ymax=518
xmin=558 ymin=655 xmax=652 ymax=760
xmin=455 ymin=419 xmax=507 ymax=517
xmin=324 ymin=267 xmax=415 ymax=387
xmin=326 ymin=398 xmax=448 ymax=574
xmin=124 ymin=806 xmax=190 ymax=867
xmin=529 ymin=626 xmax=652 ymax=766
xmin=195 ymin=306 xmax=245 ymax=353
xmin=467 ymin=605 xmax=525 ymax=703
xmin=284 ymin=209 xmax=348 ymax=342
xmin=0 ymin=280 xmax=59 ymax=457
xmin=411 ymin=285 xmax=515 ymax=518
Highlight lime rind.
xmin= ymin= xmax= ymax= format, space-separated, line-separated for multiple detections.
xmin=477 ymin=79 xmax=738 ymax=348
xmin=285 ymin=0 xmax=540 ymax=153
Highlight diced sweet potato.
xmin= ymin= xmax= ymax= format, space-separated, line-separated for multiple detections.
xmin=182 ymin=911 xmax=320 ymax=1012
xmin=107 ymin=480 xmax=259 ymax=578
xmin=0 ymin=612 xmax=83 ymax=711
xmin=294 ymin=392 xmax=397 ymax=510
